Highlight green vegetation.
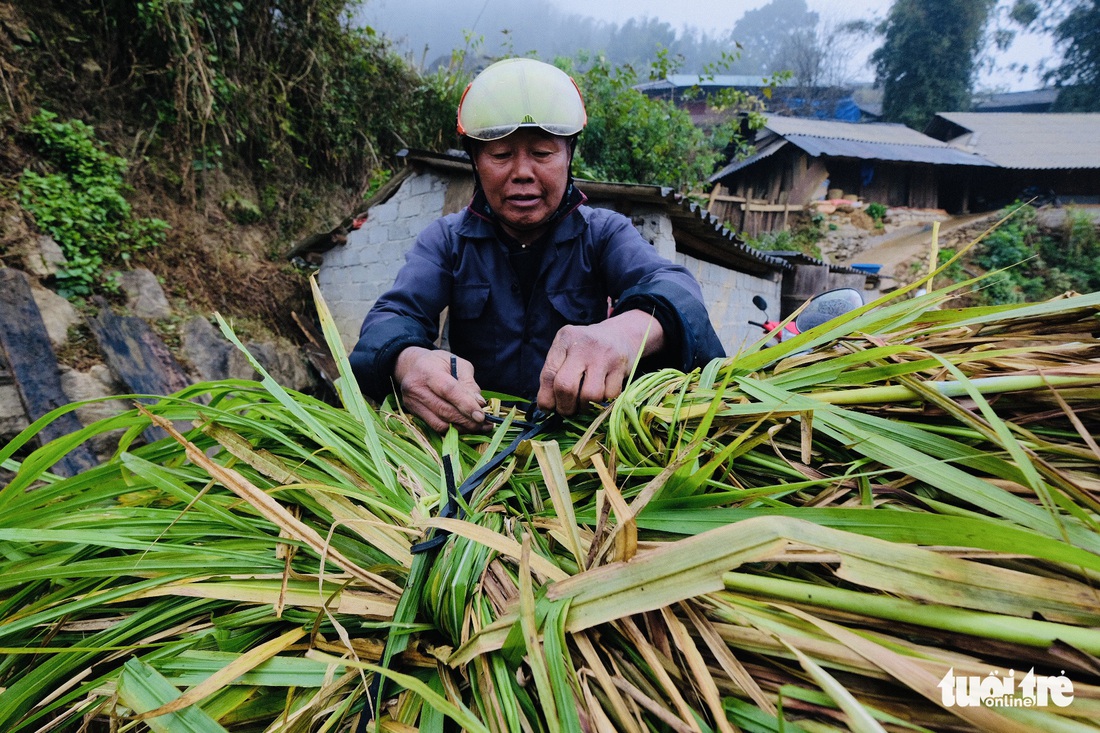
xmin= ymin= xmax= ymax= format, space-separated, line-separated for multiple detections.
xmin=49 ymin=0 xmax=758 ymax=198
xmin=124 ymin=0 xmax=461 ymax=190
xmin=2 ymin=273 xmax=1100 ymax=730
xmin=865 ymin=201 xmax=887 ymax=227
xmin=1011 ymin=0 xmax=1100 ymax=112
xmin=6 ymin=1 xmax=762 ymax=255
xmin=1049 ymin=0 xmax=1100 ymax=111
xmin=559 ymin=51 xmax=764 ymax=190
xmin=872 ymin=0 xmax=995 ymax=129
xmin=973 ymin=203 xmax=1100 ymax=304
xmin=17 ymin=111 xmax=169 ymax=296
xmin=746 ymin=211 xmax=825 ymax=258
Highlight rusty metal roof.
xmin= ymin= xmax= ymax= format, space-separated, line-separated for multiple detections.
xmin=929 ymin=112 xmax=1100 ymax=170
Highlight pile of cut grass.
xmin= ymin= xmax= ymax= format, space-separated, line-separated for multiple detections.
xmin=2 ymin=253 xmax=1099 ymax=731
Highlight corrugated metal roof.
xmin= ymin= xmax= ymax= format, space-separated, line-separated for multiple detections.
xmin=972 ymin=88 xmax=1058 ymax=112
xmin=764 ymin=116 xmax=933 ymax=145
xmin=761 ymin=250 xmax=868 ymax=275
xmin=933 ymin=112 xmax=1100 ymax=170
xmin=709 ymin=117 xmax=993 ymax=181
xmin=786 ymin=134 xmax=993 ymax=166
xmin=709 ymin=138 xmax=788 ymax=181
xmin=764 ymin=116 xmax=994 ymax=166
xmin=566 ymin=179 xmax=790 ymax=274
xmin=635 ymin=75 xmax=792 ymax=93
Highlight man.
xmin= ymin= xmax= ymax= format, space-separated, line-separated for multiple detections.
xmin=350 ymin=58 xmax=724 ymax=431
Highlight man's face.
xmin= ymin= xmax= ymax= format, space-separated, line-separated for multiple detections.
xmin=473 ymin=128 xmax=570 ymax=244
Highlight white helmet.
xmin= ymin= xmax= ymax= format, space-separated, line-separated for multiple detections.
xmin=457 ymin=58 xmax=587 ymax=142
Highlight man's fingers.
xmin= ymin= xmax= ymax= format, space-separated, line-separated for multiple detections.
xmin=538 ymin=324 xmax=631 ymax=414
xmin=453 ymin=356 xmax=488 ymax=409
xmin=397 ymin=349 xmax=487 ymax=432
xmin=602 ymin=364 xmax=626 ymax=401
xmin=537 ymin=337 xmax=569 ymax=411
xmin=406 ymin=380 xmax=485 ymax=431
xmin=552 ymin=360 xmax=587 ymax=415
xmin=437 ymin=377 xmax=486 ymax=424
xmin=581 ymin=361 xmax=622 ymax=404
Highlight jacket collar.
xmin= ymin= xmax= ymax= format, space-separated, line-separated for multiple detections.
xmin=458 ymin=184 xmax=589 ymax=245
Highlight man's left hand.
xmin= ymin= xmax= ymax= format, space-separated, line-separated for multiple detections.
xmin=536 ymin=310 xmax=664 ymax=415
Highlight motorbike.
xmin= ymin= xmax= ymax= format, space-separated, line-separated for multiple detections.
xmin=750 ymin=287 xmax=865 ymax=346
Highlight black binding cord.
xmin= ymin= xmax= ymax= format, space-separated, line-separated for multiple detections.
xmin=355 ymin=402 xmax=560 ymax=731
xmin=410 ymin=405 xmax=559 ymax=554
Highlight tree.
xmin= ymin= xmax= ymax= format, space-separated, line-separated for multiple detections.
xmin=1049 ymin=0 xmax=1100 ymax=110
xmin=780 ymin=19 xmax=873 ymax=90
xmin=769 ymin=19 xmax=874 ymax=117
xmin=558 ymin=54 xmax=763 ymax=191
xmin=727 ymin=0 xmax=820 ymax=74
xmin=999 ymin=0 xmax=1099 ymax=111
xmin=562 ymin=55 xmax=715 ymax=189
xmin=872 ymin=0 xmax=996 ymax=129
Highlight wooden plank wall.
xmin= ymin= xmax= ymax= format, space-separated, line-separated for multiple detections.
xmin=707 ymin=185 xmax=806 ymax=238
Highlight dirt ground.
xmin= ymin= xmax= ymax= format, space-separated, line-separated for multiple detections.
xmin=819 ymin=204 xmax=1100 ymax=293
xmin=839 ymin=212 xmax=998 ymax=287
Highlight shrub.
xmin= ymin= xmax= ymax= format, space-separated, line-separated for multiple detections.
xmin=746 ymin=212 xmax=824 ymax=259
xmin=866 ymin=201 xmax=887 ymax=226
xmin=563 ymin=51 xmax=764 ymax=191
xmin=18 ymin=111 xmax=169 ymax=296
xmin=1041 ymin=208 xmax=1100 ymax=294
xmin=125 ymin=0 xmax=463 ymax=192
xmin=972 ymin=203 xmax=1100 ymax=305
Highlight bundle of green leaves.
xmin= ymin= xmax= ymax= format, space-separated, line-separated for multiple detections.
xmin=2 ymin=250 xmax=1100 ymax=731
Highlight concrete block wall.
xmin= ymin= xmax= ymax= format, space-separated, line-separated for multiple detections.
xmin=676 ymin=253 xmax=783 ymax=357
xmin=316 ymin=170 xmax=448 ymax=349
xmin=621 ymin=203 xmax=782 ymax=356
xmin=622 ymin=206 xmax=678 ymax=262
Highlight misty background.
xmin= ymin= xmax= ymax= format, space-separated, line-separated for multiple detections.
xmin=357 ymin=0 xmax=1053 ymax=91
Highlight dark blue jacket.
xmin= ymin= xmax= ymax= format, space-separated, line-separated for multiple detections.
xmin=350 ymin=202 xmax=725 ymax=401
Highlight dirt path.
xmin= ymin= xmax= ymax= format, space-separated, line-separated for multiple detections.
xmin=846 ymin=212 xmax=999 ymax=284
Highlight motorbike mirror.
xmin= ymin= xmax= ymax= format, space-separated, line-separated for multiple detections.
xmin=752 ymin=295 xmax=768 ymax=312
xmin=795 ymin=288 xmax=864 ymax=333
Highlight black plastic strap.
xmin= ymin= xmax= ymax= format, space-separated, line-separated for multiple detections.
xmin=356 ymin=403 xmax=559 ymax=730
xmin=410 ymin=406 xmax=560 ymax=554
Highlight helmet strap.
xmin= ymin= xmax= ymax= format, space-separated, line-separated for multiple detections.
xmin=462 ymin=133 xmax=581 ymax=226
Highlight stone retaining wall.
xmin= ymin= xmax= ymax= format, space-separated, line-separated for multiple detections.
xmin=0 ymin=250 xmax=315 ymax=457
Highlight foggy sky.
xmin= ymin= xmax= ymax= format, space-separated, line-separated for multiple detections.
xmin=358 ymin=0 xmax=1053 ymax=91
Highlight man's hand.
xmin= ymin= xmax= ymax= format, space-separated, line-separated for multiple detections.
xmin=537 ymin=310 xmax=665 ymax=415
xmin=394 ymin=347 xmax=488 ymax=432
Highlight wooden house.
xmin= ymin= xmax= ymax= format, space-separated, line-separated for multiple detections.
xmin=925 ymin=112 xmax=1100 ymax=209
xmin=707 ymin=116 xmax=994 ymax=237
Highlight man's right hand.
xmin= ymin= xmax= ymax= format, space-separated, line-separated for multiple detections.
xmin=393 ymin=347 xmax=488 ymax=432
